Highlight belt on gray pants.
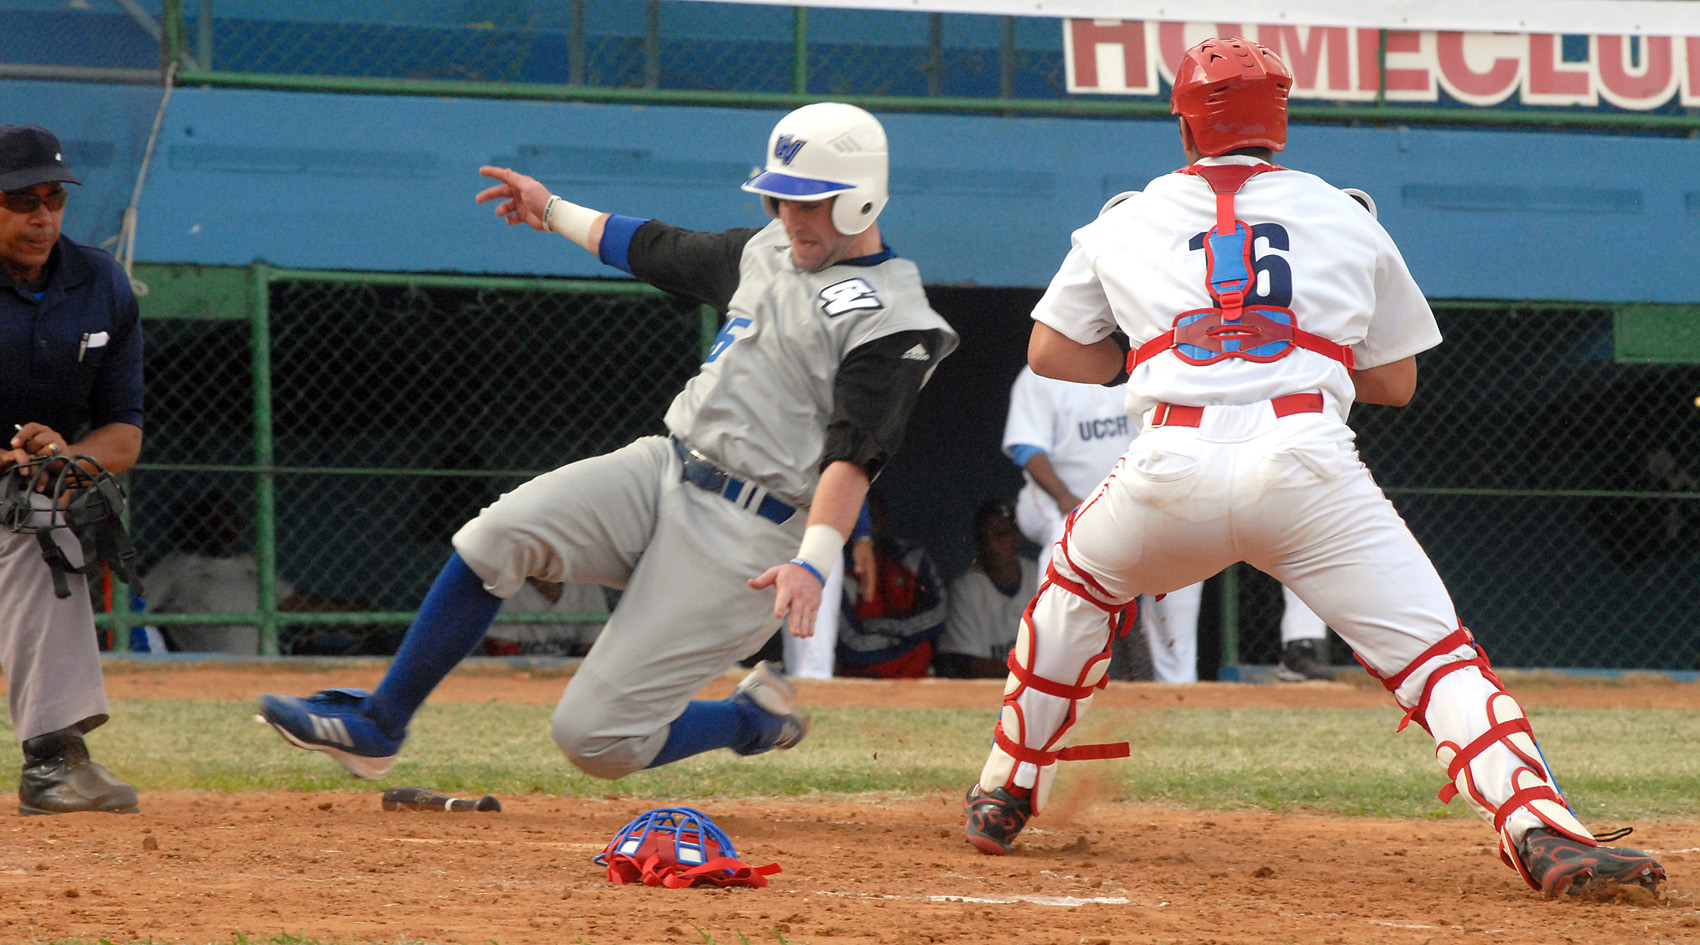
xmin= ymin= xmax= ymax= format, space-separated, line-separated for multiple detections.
xmin=670 ymin=435 xmax=798 ymax=526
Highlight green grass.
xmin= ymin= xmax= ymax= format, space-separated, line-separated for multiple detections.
xmin=2 ymin=698 xmax=1694 ymax=824
xmin=9 ymin=696 xmax=1698 ymax=945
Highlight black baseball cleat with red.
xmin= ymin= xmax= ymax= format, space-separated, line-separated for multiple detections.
xmin=964 ymin=783 xmax=1031 ymax=855
xmin=1518 ymin=827 xmax=1665 ymax=897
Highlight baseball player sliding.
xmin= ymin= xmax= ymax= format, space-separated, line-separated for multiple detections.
xmin=258 ymin=103 xmax=956 ymax=781
xmin=963 ymin=37 xmax=1663 ymax=899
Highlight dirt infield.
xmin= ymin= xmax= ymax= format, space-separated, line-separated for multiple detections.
xmin=1 ymin=664 xmax=1696 ymax=945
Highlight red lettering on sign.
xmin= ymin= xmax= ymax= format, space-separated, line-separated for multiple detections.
xmin=1067 ymin=19 xmax=1148 ymax=90
xmin=1526 ymin=33 xmax=1592 ymax=103
xmin=1062 ymin=19 xmax=1700 ymax=112
xmin=1157 ymin=22 xmax=1248 ymax=80
xmin=1357 ymin=29 xmax=1429 ymax=94
xmin=1596 ymin=35 xmax=1675 ymax=107
xmin=1688 ymin=38 xmax=1700 ymax=105
xmin=1259 ymin=26 xmax=1352 ymax=91
xmin=1436 ymin=31 xmax=1521 ymax=105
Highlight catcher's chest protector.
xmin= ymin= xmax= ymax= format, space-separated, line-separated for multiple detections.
xmin=1127 ymin=164 xmax=1354 ymax=376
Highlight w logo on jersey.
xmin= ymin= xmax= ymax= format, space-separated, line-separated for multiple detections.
xmin=818 ymin=278 xmax=882 ymax=317
xmin=774 ymin=134 xmax=806 ymax=165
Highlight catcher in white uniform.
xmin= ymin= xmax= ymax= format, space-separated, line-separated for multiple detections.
xmin=1004 ymin=366 xmax=1329 ymax=682
xmin=963 ymin=37 xmax=1663 ymax=899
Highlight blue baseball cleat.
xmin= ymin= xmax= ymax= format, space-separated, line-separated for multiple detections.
xmin=729 ymin=661 xmax=809 ymax=754
xmin=256 ymin=688 xmax=402 ymax=780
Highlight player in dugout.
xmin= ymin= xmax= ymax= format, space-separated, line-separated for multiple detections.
xmin=258 ymin=103 xmax=957 ymax=782
xmin=959 ymin=36 xmax=1665 ymax=899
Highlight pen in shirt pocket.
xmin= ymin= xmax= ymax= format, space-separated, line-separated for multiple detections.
xmin=78 ymin=333 xmax=89 ymax=362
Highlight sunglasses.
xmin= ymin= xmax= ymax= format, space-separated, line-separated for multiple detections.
xmin=1 ymin=187 xmax=68 ymax=214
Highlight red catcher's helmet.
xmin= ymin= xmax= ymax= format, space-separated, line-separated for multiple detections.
xmin=1170 ymin=37 xmax=1293 ymax=156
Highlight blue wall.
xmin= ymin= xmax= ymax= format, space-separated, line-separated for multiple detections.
xmin=5 ymin=78 xmax=1698 ymax=301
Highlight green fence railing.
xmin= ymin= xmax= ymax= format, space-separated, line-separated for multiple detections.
xmin=105 ymin=262 xmax=716 ymax=656
xmin=107 ymin=265 xmax=1700 ymax=671
xmin=138 ymin=1 xmax=1700 ymax=134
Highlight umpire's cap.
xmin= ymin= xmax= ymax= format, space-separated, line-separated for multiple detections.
xmin=0 ymin=125 xmax=81 ymax=192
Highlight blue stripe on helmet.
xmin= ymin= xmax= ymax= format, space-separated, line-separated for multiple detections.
xmin=743 ymin=169 xmax=852 ymax=198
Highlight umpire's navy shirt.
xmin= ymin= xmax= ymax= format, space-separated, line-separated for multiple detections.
xmin=0 ymin=235 xmax=144 ymax=437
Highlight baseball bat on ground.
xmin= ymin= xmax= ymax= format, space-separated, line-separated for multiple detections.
xmin=381 ymin=786 xmax=502 ymax=813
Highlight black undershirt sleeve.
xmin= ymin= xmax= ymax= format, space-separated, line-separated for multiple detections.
xmin=1105 ymin=330 xmax=1132 ymax=387
xmin=824 ymin=328 xmax=953 ymax=477
xmin=624 ymin=221 xmax=763 ymax=311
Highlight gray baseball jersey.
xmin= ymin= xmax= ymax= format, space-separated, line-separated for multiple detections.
xmin=665 ymin=221 xmax=956 ymax=506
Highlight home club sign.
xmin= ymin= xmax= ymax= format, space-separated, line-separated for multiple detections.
xmin=1066 ymin=21 xmax=1700 ymax=110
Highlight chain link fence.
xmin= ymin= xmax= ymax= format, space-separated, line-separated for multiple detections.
xmin=120 ymin=266 xmax=706 ymax=656
xmin=164 ymin=2 xmax=1065 ymax=100
xmin=111 ymin=269 xmax=1700 ymax=671
xmin=1231 ymin=303 xmax=1700 ymax=673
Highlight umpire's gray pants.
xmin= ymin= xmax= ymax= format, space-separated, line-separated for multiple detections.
xmin=453 ymin=436 xmax=800 ymax=779
xmin=0 ymin=496 xmax=110 ymax=743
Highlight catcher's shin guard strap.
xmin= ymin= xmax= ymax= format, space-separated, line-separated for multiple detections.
xmin=1043 ymin=561 xmax=1124 ymax=616
xmin=993 ymin=722 xmax=1129 ymax=767
xmin=1494 ymin=782 xmax=1569 ymax=834
xmin=1004 ymin=649 xmax=1105 ymax=702
xmin=1436 ymin=715 xmax=1534 ymax=803
xmin=1360 ymin=626 xmax=1505 ymax=732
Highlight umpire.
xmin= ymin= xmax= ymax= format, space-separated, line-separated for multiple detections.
xmin=0 ymin=125 xmax=145 ymax=814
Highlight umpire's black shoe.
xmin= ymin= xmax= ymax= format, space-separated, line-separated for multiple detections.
xmin=18 ymin=726 xmax=139 ymax=815
xmin=1518 ymin=827 xmax=1664 ymax=898
xmin=964 ymin=783 xmax=1031 ymax=856
xmin=1275 ymin=638 xmax=1334 ymax=682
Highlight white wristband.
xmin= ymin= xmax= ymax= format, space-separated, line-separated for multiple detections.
xmin=792 ymin=523 xmax=846 ymax=581
xmin=542 ymin=194 xmax=601 ymax=248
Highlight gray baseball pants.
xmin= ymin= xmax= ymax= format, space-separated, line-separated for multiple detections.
xmin=453 ymin=435 xmax=801 ymax=779
xmin=0 ymin=496 xmax=110 ymax=743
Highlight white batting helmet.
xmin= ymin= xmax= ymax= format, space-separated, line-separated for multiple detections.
xmin=741 ymin=102 xmax=888 ymax=236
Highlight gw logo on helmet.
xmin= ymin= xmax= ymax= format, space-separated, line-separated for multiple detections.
xmin=741 ymin=102 xmax=889 ymax=237
xmin=773 ymin=134 xmax=805 ymax=165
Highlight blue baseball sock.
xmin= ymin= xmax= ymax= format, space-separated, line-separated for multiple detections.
xmin=367 ymin=552 xmax=503 ymax=740
xmin=645 ymin=697 xmax=779 ymax=768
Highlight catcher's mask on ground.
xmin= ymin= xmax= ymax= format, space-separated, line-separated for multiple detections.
xmin=0 ymin=454 xmax=142 ymax=598
xmin=593 ymin=806 xmax=781 ymax=888
xmin=596 ymin=806 xmax=737 ymax=870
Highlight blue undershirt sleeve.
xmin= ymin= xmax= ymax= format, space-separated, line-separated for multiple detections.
xmin=1007 ymin=444 xmax=1045 ymax=470
xmin=850 ymin=502 xmax=872 ymax=542
xmin=596 ymin=214 xmax=652 ymax=274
